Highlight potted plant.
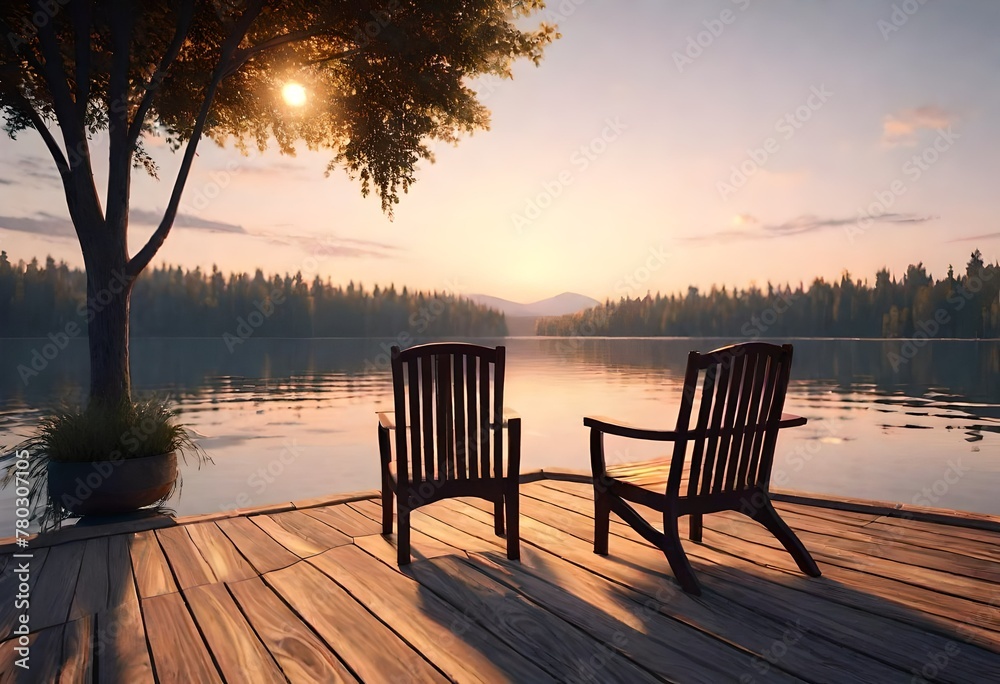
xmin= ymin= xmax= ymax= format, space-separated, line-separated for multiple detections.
xmin=3 ymin=398 xmax=208 ymax=525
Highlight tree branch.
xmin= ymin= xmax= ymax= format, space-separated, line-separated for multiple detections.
xmin=105 ymin=0 xmax=134 ymax=229
xmin=126 ymin=0 xmax=195 ymax=143
xmin=33 ymin=0 xmax=88 ymax=164
xmin=70 ymin=0 xmax=92 ymax=120
xmin=127 ymin=0 xmax=265 ymax=278
xmin=13 ymin=93 xmax=70 ymax=177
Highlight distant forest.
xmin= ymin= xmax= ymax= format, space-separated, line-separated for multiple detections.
xmin=0 ymin=253 xmax=508 ymax=338
xmin=537 ymin=250 xmax=1000 ymax=339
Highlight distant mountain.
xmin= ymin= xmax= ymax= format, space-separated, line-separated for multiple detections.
xmin=469 ymin=292 xmax=600 ymax=317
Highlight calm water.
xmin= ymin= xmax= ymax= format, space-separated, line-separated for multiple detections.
xmin=1 ymin=337 xmax=998 ymax=529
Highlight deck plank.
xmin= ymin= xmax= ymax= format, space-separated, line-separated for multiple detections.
xmin=264 ymin=560 xmax=449 ymax=683
xmin=421 ymin=498 xmax=918 ymax=684
xmin=29 ymin=541 xmax=86 ymax=633
xmin=128 ymin=530 xmax=177 ymax=598
xmin=155 ymin=525 xmax=216 ymax=589
xmin=228 ymin=576 xmax=359 ymax=683
xmin=408 ymin=553 xmax=663 ymax=684
xmin=184 ymin=582 xmax=285 ymax=683
xmin=310 ymin=544 xmax=559 ymax=684
xmin=252 ymin=510 xmax=352 ymax=557
xmin=459 ymin=490 xmax=1000 ymax=682
xmin=304 ymin=503 xmax=381 ymax=537
xmin=58 ymin=615 xmax=93 ymax=684
xmin=216 ymin=517 xmax=298 ymax=574
xmin=96 ymin=569 xmax=153 ymax=684
xmin=184 ymin=522 xmax=258 ymax=582
xmin=69 ymin=537 xmax=109 ymax=621
xmin=142 ymin=592 xmax=221 ymax=683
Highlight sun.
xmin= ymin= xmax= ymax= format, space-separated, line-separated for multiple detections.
xmin=281 ymin=82 xmax=307 ymax=107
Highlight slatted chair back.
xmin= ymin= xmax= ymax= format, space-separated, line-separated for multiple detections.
xmin=390 ymin=343 xmax=506 ymax=486
xmin=668 ymin=342 xmax=794 ymax=498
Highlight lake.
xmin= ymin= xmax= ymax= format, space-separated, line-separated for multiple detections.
xmin=1 ymin=336 xmax=998 ymax=531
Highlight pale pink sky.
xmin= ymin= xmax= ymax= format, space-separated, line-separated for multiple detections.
xmin=1 ymin=1 xmax=998 ymax=303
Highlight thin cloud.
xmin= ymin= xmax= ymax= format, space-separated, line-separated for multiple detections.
xmin=261 ymin=230 xmax=401 ymax=259
xmin=684 ymin=212 xmax=937 ymax=243
xmin=0 ymin=178 xmax=14 ymax=185
xmin=882 ymin=106 xmax=955 ymax=147
xmin=0 ymin=209 xmax=246 ymax=238
xmin=947 ymin=232 xmax=1000 ymax=244
xmin=129 ymin=209 xmax=246 ymax=233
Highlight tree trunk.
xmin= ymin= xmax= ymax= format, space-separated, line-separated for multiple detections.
xmin=85 ymin=242 xmax=133 ymax=408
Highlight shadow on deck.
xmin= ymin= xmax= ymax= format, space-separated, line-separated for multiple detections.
xmin=1 ymin=476 xmax=999 ymax=682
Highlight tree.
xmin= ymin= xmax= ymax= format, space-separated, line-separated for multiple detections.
xmin=0 ymin=0 xmax=556 ymax=406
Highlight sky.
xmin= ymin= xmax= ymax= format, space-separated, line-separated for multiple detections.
xmin=1 ymin=0 xmax=999 ymax=304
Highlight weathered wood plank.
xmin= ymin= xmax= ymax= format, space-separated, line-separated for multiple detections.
xmin=863 ymin=519 xmax=1000 ymax=564
xmin=250 ymin=514 xmax=328 ymax=558
xmin=96 ymin=573 xmax=153 ymax=684
xmin=264 ymin=561 xmax=448 ymax=683
xmin=184 ymin=583 xmax=285 ymax=683
xmin=228 ymin=576 xmax=358 ymax=683
xmin=423 ymin=498 xmax=920 ymax=684
xmin=142 ymin=592 xmax=221 ymax=683
xmin=454 ymin=491 xmax=1000 ymax=682
xmin=184 ymin=522 xmax=258 ymax=582
xmin=407 ymin=554 xmax=662 ymax=684
xmin=69 ymin=537 xmax=109 ymax=621
xmin=15 ymin=622 xmax=64 ymax=683
xmin=58 ymin=615 xmax=93 ymax=684
xmin=253 ymin=510 xmax=352 ymax=557
xmin=216 ymin=517 xmax=298 ymax=574
xmin=128 ymin=530 xmax=177 ymax=598
xmin=29 ymin=541 xmax=86 ymax=633
xmin=155 ymin=525 xmax=216 ymax=589
xmin=310 ymin=544 xmax=558 ymax=684
xmin=305 ymin=503 xmax=381 ymax=537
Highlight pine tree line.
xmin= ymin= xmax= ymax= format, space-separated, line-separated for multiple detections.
xmin=0 ymin=253 xmax=508 ymax=338
xmin=537 ymin=250 xmax=1000 ymax=339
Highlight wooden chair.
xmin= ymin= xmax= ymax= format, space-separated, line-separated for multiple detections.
xmin=378 ymin=342 xmax=521 ymax=564
xmin=585 ymin=342 xmax=820 ymax=595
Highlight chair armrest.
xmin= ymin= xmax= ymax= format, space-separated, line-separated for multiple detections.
xmin=377 ymin=411 xmax=395 ymax=430
xmin=779 ymin=413 xmax=807 ymax=428
xmin=584 ymin=415 xmax=684 ymax=442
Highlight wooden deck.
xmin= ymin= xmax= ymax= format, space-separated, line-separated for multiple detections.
xmin=1 ymin=476 xmax=999 ymax=683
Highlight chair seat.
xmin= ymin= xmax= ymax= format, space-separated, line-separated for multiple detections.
xmin=605 ymin=457 xmax=694 ymax=490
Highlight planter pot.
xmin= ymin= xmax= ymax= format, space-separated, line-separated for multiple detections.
xmin=47 ymin=452 xmax=178 ymax=516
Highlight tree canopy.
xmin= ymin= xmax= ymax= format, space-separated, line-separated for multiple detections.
xmin=0 ymin=0 xmax=556 ymax=404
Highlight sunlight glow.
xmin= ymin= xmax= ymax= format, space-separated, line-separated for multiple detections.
xmin=282 ymin=82 xmax=307 ymax=107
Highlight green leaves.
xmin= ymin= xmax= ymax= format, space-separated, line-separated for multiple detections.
xmin=1 ymin=0 xmax=557 ymax=214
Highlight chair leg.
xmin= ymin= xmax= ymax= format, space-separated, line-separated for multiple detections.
xmin=505 ymin=491 xmax=520 ymax=560
xmin=381 ymin=484 xmax=393 ymax=536
xmin=689 ymin=513 xmax=703 ymax=542
xmin=397 ymin=504 xmax=411 ymax=566
xmin=594 ymin=487 xmax=610 ymax=555
xmin=494 ymin=498 xmax=505 ymax=537
xmin=751 ymin=498 xmax=821 ymax=577
xmin=663 ymin=509 xmax=702 ymax=595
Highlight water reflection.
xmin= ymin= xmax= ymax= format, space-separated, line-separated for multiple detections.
xmin=1 ymin=336 xmax=997 ymax=526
